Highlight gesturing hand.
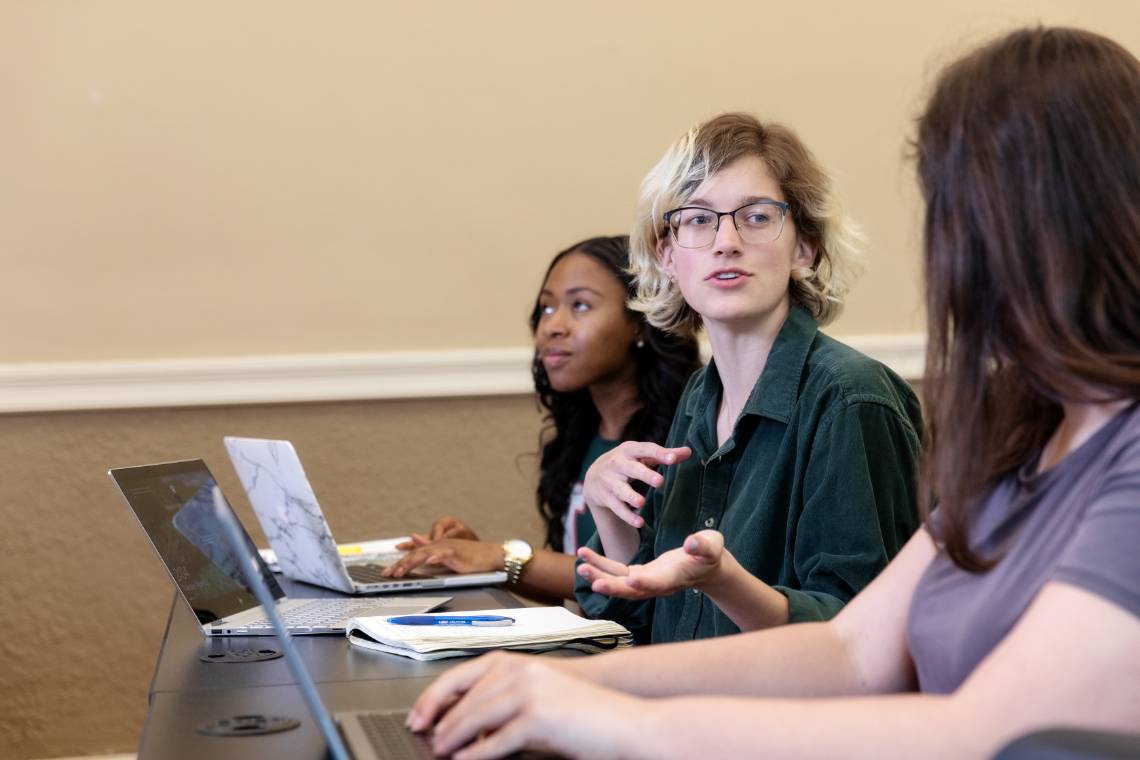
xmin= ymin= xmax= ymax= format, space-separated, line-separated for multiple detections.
xmin=582 ymin=442 xmax=691 ymax=528
xmin=381 ymin=538 xmax=502 ymax=578
xmin=576 ymin=530 xmax=727 ymax=599
xmin=396 ymin=515 xmax=480 ymax=551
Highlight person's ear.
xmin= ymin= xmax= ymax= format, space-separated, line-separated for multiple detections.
xmin=793 ymin=236 xmax=817 ymax=270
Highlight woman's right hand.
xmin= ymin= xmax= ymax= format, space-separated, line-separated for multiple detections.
xmin=582 ymin=442 xmax=691 ymax=528
xmin=396 ymin=515 xmax=480 ymax=550
xmin=576 ymin=530 xmax=727 ymax=600
xmin=381 ymin=538 xmax=503 ymax=578
xmin=409 ymin=650 xmax=643 ymax=759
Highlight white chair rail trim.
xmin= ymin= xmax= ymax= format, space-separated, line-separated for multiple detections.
xmin=0 ymin=335 xmax=925 ymax=413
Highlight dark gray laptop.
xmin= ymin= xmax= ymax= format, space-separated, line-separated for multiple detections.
xmin=109 ymin=459 xmax=449 ymax=636
xmin=211 ymin=483 xmax=564 ymax=759
xmin=210 ymin=482 xmax=437 ymax=759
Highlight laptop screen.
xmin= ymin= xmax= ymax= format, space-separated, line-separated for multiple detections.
xmin=111 ymin=459 xmax=285 ymax=624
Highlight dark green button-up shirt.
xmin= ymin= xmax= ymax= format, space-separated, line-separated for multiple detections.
xmin=575 ymin=307 xmax=922 ymax=643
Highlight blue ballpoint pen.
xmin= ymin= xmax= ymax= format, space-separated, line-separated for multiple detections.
xmin=386 ymin=614 xmax=515 ymax=626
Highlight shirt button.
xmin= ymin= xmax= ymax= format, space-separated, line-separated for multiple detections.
xmin=691 ymin=588 xmax=700 ymax=596
xmin=703 ymin=517 xmax=716 ymax=528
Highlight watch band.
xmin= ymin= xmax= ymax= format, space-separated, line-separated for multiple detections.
xmin=504 ymin=556 xmax=525 ymax=585
xmin=501 ymin=539 xmax=533 ymax=585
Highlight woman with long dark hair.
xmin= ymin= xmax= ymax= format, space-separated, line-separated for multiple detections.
xmin=409 ymin=27 xmax=1140 ymax=758
xmin=384 ymin=236 xmax=699 ymax=600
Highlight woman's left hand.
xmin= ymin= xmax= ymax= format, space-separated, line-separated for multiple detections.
xmin=380 ymin=539 xmax=503 ymax=578
xmin=396 ymin=515 xmax=480 ymax=550
xmin=412 ymin=651 xmax=643 ymax=760
xmin=576 ymin=530 xmax=727 ymax=599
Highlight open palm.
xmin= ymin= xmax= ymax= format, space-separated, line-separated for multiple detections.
xmin=577 ymin=530 xmax=725 ymax=600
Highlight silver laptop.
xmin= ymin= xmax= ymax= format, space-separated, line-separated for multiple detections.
xmin=223 ymin=437 xmax=507 ymax=594
xmin=210 ymin=484 xmax=556 ymax=760
xmin=109 ymin=459 xmax=450 ymax=636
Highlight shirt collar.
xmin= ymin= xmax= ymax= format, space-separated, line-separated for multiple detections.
xmin=684 ymin=305 xmax=819 ymax=426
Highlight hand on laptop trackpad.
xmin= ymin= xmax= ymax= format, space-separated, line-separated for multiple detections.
xmin=344 ymin=563 xmax=448 ymax=586
xmin=350 ymin=561 xmax=452 ymax=579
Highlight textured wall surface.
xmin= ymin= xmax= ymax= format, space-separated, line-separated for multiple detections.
xmin=0 ymin=396 xmax=543 ymax=758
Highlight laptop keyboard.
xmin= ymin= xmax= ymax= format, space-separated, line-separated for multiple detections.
xmin=346 ymin=563 xmax=393 ymax=583
xmin=357 ymin=711 xmax=437 ymax=759
xmin=244 ymin=598 xmax=396 ymax=630
xmin=347 ymin=563 xmax=438 ymax=583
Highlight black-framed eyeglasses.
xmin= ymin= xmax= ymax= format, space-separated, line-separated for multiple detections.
xmin=663 ymin=200 xmax=790 ymax=248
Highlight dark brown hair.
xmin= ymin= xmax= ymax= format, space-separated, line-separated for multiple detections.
xmin=916 ymin=27 xmax=1140 ymax=571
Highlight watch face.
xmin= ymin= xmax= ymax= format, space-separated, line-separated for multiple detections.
xmin=504 ymin=539 xmax=532 ymax=558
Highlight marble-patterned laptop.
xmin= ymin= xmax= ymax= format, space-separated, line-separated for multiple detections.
xmin=224 ymin=437 xmax=507 ymax=594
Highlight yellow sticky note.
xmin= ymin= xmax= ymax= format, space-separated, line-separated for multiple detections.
xmin=337 ymin=545 xmax=364 ymax=556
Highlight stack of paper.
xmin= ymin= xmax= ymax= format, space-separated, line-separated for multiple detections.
xmin=346 ymin=607 xmax=632 ymax=661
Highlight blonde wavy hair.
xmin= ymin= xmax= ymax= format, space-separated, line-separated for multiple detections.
xmin=629 ymin=112 xmax=863 ymax=335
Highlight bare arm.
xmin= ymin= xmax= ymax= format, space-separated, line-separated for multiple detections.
xmin=513 ymin=549 xmax=576 ymax=601
xmin=412 ymin=528 xmax=936 ymax=745
xmin=417 ymin=544 xmax=1140 ymax=759
xmin=693 ymin=543 xmax=790 ymax=629
xmin=576 ymin=528 xmax=935 ymax=697
xmin=624 ymin=582 xmax=1140 ymax=760
xmin=384 ymin=540 xmax=577 ymax=601
xmin=584 ymin=505 xmax=642 ymax=567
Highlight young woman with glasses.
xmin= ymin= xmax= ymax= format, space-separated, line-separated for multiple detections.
xmin=381 ymin=236 xmax=700 ymax=601
xmin=560 ymin=112 xmax=924 ymax=643
xmin=409 ymin=27 xmax=1140 ymax=759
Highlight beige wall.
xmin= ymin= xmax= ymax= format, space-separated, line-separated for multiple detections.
xmin=3 ymin=2 xmax=1139 ymax=758
xmin=2 ymin=1 xmax=1134 ymax=364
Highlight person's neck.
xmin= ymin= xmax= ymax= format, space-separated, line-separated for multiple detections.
xmin=1037 ymin=397 xmax=1134 ymax=474
xmin=705 ymin=300 xmax=791 ymax=421
xmin=589 ymin=366 xmax=642 ymax=440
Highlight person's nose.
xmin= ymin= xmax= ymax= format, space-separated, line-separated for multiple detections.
xmin=541 ymin=306 xmax=570 ymax=338
xmin=711 ymin=213 xmax=744 ymax=256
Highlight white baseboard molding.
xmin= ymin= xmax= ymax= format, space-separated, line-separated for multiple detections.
xmin=0 ymin=335 xmax=925 ymax=413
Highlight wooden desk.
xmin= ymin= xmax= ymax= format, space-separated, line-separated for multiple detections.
xmin=139 ymin=579 xmax=524 ymax=759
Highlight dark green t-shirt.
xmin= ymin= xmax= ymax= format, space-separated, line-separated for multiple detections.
xmin=562 ymin=435 xmax=619 ymax=554
xmin=575 ymin=307 xmax=923 ymax=643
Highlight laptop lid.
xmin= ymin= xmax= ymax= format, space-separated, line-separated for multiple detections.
xmin=224 ymin=437 xmax=507 ymax=593
xmin=109 ymin=459 xmax=285 ymax=626
xmin=223 ymin=437 xmax=358 ymax=593
xmin=210 ymin=484 xmax=354 ymax=760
